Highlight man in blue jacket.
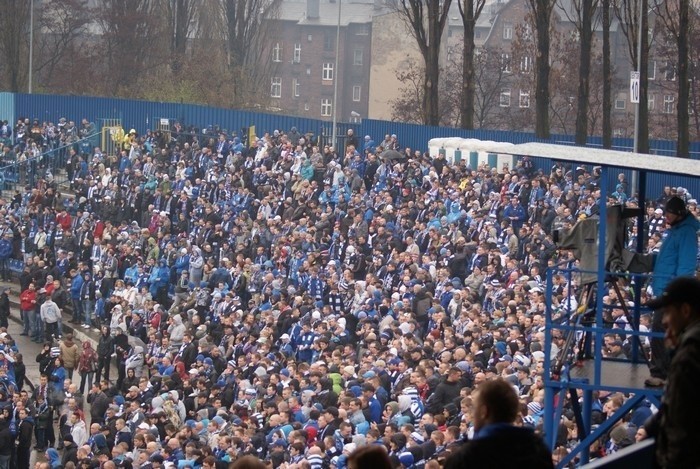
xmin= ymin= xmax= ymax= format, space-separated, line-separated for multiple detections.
xmin=646 ymin=196 xmax=700 ymax=387
xmin=69 ymin=269 xmax=84 ymax=325
xmin=0 ymin=233 xmax=12 ymax=282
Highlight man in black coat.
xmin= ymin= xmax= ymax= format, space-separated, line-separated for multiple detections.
xmin=0 ymin=288 xmax=9 ymax=329
xmin=426 ymin=367 xmax=462 ymax=415
xmin=178 ymin=333 xmax=198 ymax=370
xmin=0 ymin=410 xmax=13 ymax=469
xmin=87 ymin=382 xmax=110 ymax=425
xmin=16 ymin=408 xmax=34 ymax=469
xmin=445 ymin=379 xmax=553 ymax=469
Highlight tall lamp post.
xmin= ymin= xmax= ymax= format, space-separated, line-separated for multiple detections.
xmin=28 ymin=0 xmax=34 ymax=94
xmin=331 ymin=0 xmax=341 ymax=150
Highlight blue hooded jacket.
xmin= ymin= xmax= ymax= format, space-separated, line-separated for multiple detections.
xmin=47 ymin=448 xmax=61 ymax=469
xmin=652 ymin=214 xmax=700 ymax=295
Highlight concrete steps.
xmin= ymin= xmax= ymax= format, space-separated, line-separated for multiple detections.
xmin=5 ymin=282 xmax=99 ymax=347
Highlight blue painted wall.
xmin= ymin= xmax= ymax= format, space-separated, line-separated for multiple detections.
xmin=9 ymin=93 xmax=699 ymax=199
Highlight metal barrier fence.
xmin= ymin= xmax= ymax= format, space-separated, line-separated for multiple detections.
xmin=0 ymin=132 xmax=100 ymax=192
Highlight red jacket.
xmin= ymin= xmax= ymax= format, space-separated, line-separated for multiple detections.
xmin=19 ymin=289 xmax=36 ymax=311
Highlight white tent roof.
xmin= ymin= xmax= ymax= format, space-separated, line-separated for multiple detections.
xmin=487 ymin=142 xmax=700 ymax=177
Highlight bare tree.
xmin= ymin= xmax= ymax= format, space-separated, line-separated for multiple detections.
xmin=390 ymin=58 xmax=427 ymax=124
xmin=34 ymin=0 xmax=94 ymax=89
xmin=472 ymin=48 xmax=510 ymax=129
xmin=526 ymin=0 xmax=557 ymax=138
xmin=397 ymin=0 xmax=453 ymax=126
xmin=613 ymin=0 xmax=650 ymax=153
xmin=160 ymin=0 xmax=197 ymax=73
xmin=652 ymin=0 xmax=690 ymax=157
xmin=216 ymin=0 xmax=282 ymax=109
xmin=457 ymin=0 xmax=486 ymax=129
xmin=559 ymin=0 xmax=600 ymax=144
xmin=0 ymin=0 xmax=30 ymax=92
xmin=97 ymin=0 xmax=166 ymax=95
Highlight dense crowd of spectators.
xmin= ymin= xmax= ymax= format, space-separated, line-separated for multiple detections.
xmin=0 ymin=117 xmax=697 ymax=469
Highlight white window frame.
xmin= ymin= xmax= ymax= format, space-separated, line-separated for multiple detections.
xmin=648 ymin=60 xmax=656 ymax=80
xmin=272 ymin=43 xmax=281 ymax=62
xmin=356 ymin=24 xmax=370 ymax=36
xmin=503 ymin=22 xmax=513 ymax=40
xmin=615 ymin=97 xmax=626 ymax=110
xmin=663 ymin=95 xmax=675 ymax=114
xmin=354 ymin=48 xmax=363 ymax=66
xmin=293 ymin=78 xmax=300 ymax=97
xmin=293 ymin=44 xmax=301 ymax=63
xmin=665 ymin=61 xmax=677 ymax=81
xmin=352 ymin=85 xmax=361 ymax=102
xmin=322 ymin=63 xmax=334 ymax=81
xmin=648 ymin=94 xmax=655 ymax=111
xmin=321 ymin=98 xmax=332 ymax=116
xmin=519 ymin=90 xmax=530 ymax=108
xmin=500 ymin=88 xmax=511 ymax=107
xmin=501 ymin=53 xmax=511 ymax=73
xmin=520 ymin=56 xmax=532 ymax=73
xmin=270 ymin=77 xmax=282 ymax=98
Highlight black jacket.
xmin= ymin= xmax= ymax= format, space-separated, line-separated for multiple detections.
xmin=97 ymin=333 xmax=114 ymax=358
xmin=428 ymin=378 xmax=461 ymax=413
xmin=651 ymin=321 xmax=700 ymax=468
xmin=445 ymin=425 xmax=553 ymax=469
xmin=87 ymin=390 xmax=110 ymax=424
xmin=0 ymin=420 xmax=13 ymax=456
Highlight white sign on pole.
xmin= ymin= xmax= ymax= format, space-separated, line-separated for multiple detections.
xmin=630 ymin=71 xmax=640 ymax=104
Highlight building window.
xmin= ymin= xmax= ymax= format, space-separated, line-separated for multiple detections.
xmin=648 ymin=60 xmax=656 ymax=80
xmin=663 ymin=95 xmax=675 ymax=113
xmin=520 ymin=56 xmax=532 ymax=73
xmin=519 ymin=90 xmax=530 ymax=108
xmin=322 ymin=63 xmax=334 ymax=81
xmin=354 ymin=49 xmax=363 ymax=66
xmin=293 ymin=78 xmax=300 ymax=97
xmin=353 ymin=85 xmax=361 ymax=102
xmin=270 ymin=77 xmax=282 ymax=98
xmin=356 ymin=24 xmax=370 ymax=36
xmin=503 ymin=22 xmax=513 ymax=40
xmin=648 ymin=94 xmax=655 ymax=111
xmin=615 ymin=97 xmax=626 ymax=109
xmin=304 ymin=103 xmax=310 ymax=111
xmin=272 ymin=43 xmax=281 ymax=62
xmin=324 ymin=33 xmax=334 ymax=51
xmin=665 ymin=61 xmax=677 ymax=81
xmin=500 ymin=88 xmax=511 ymax=107
xmin=501 ymin=53 xmax=511 ymax=73
xmin=321 ymin=98 xmax=332 ymax=116
xmin=293 ymin=44 xmax=301 ymax=63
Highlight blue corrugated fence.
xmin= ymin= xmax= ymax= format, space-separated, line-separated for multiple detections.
xmin=5 ymin=92 xmax=699 ymax=198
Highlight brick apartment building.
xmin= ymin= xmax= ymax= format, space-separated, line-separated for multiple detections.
xmin=267 ymin=0 xmax=377 ymax=123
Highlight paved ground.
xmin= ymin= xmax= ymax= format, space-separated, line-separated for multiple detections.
xmin=3 ymin=280 xmax=94 ymax=466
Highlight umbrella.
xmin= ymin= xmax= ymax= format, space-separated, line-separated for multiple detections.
xmin=381 ymin=149 xmax=406 ymax=161
xmin=128 ymin=335 xmax=146 ymax=349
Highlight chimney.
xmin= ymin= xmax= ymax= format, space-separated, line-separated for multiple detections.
xmin=307 ymin=0 xmax=320 ymax=19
